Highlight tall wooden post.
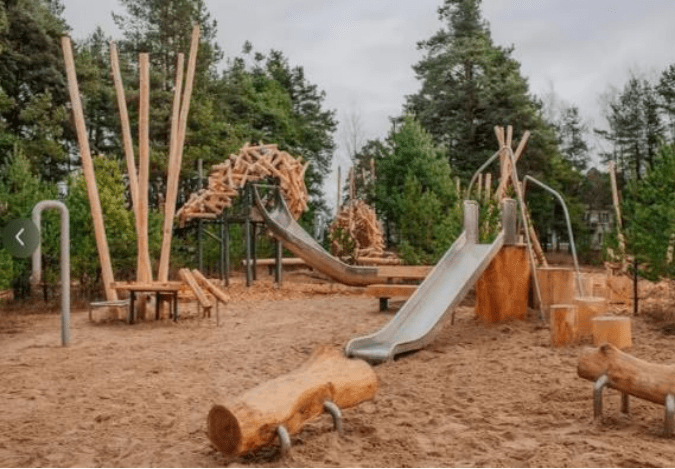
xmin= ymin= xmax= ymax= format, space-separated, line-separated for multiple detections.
xmin=157 ymin=24 xmax=200 ymax=282
xmin=61 ymin=36 xmax=117 ymax=301
xmin=110 ymin=42 xmax=140 ymax=224
xmin=137 ymin=53 xmax=152 ymax=283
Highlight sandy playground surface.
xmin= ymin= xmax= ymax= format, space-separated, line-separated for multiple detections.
xmin=2 ymin=270 xmax=675 ymax=467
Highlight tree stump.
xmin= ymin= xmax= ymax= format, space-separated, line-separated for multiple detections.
xmin=550 ymin=304 xmax=578 ymax=347
xmin=592 ymin=316 xmax=632 ymax=349
xmin=475 ymin=245 xmax=531 ymax=323
xmin=607 ymin=275 xmax=632 ymax=306
xmin=537 ymin=267 xmax=576 ymax=317
xmin=574 ymin=296 xmax=608 ymax=339
xmin=207 ymin=346 xmax=378 ymax=457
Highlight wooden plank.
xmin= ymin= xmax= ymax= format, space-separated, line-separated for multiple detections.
xmin=109 ymin=41 xmax=140 ymax=224
xmin=377 ymin=265 xmax=432 ymax=280
xmin=241 ymin=258 xmax=306 ymax=267
xmin=61 ymin=36 xmax=117 ymax=301
xmin=191 ymin=269 xmax=230 ymax=303
xmin=137 ymin=52 xmax=152 ymax=283
xmin=157 ymin=25 xmax=199 ymax=282
xmin=179 ymin=268 xmax=213 ymax=309
xmin=365 ymin=284 xmax=417 ymax=298
xmin=112 ymin=281 xmax=183 ymax=292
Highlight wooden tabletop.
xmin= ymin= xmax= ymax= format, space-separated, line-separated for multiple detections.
xmin=377 ymin=265 xmax=433 ymax=280
xmin=111 ymin=281 xmax=183 ymax=292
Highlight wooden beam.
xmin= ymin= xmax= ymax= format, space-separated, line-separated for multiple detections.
xmin=109 ymin=41 xmax=140 ymax=224
xmin=377 ymin=265 xmax=432 ymax=280
xmin=608 ymin=161 xmax=626 ymax=258
xmin=178 ymin=268 xmax=212 ymax=309
xmin=61 ymin=36 xmax=117 ymax=301
xmin=157 ymin=24 xmax=200 ymax=282
xmin=365 ymin=284 xmax=417 ymax=298
xmin=137 ymin=52 xmax=152 ymax=283
xmin=191 ymin=269 xmax=230 ymax=304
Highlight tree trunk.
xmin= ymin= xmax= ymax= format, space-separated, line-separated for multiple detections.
xmin=536 ymin=267 xmax=576 ymax=317
xmin=207 ymin=346 xmax=378 ymax=457
xmin=578 ymin=343 xmax=675 ymax=405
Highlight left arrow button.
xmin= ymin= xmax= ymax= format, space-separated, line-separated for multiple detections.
xmin=2 ymin=219 xmax=39 ymax=258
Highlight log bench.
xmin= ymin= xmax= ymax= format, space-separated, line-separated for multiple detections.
xmin=241 ymin=257 xmax=308 ymax=275
xmin=207 ymin=347 xmax=377 ymax=458
xmin=365 ymin=284 xmax=418 ymax=311
xmin=578 ymin=343 xmax=675 ymax=436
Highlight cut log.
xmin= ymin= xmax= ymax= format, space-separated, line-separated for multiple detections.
xmin=607 ymin=274 xmax=632 ymax=305
xmin=574 ymin=296 xmax=608 ymax=339
xmin=537 ymin=267 xmax=575 ymax=317
xmin=475 ymin=245 xmax=531 ymax=323
xmin=578 ymin=343 xmax=675 ymax=406
xmin=592 ymin=316 xmax=632 ymax=349
xmin=550 ymin=304 xmax=578 ymax=347
xmin=191 ymin=269 xmax=230 ymax=304
xmin=207 ymin=346 xmax=378 ymax=457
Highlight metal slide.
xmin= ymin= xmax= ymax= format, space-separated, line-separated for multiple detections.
xmin=252 ymin=185 xmax=381 ymax=286
xmin=345 ymin=199 xmax=517 ymax=363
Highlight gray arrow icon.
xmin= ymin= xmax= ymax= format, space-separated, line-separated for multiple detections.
xmin=15 ymin=227 xmax=25 ymax=246
xmin=2 ymin=219 xmax=39 ymax=258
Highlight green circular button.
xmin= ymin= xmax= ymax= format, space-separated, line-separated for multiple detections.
xmin=2 ymin=219 xmax=39 ymax=258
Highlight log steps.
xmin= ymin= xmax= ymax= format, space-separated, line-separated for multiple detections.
xmin=578 ymin=343 xmax=675 ymax=436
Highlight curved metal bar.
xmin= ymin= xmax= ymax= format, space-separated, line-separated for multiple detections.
xmin=522 ymin=175 xmax=584 ymax=297
xmin=665 ymin=394 xmax=675 ymax=436
xmin=466 ymin=150 xmax=501 ymax=198
xmin=593 ymin=374 xmax=609 ymax=419
xmin=277 ymin=425 xmax=291 ymax=457
xmin=31 ymin=200 xmax=70 ymax=346
xmin=323 ymin=400 xmax=343 ymax=434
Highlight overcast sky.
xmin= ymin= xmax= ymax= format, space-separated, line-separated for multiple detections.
xmin=61 ymin=0 xmax=675 ymax=208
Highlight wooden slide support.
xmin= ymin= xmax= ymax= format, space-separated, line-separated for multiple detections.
xmin=62 ymin=37 xmax=117 ymax=302
xmin=475 ymin=245 xmax=531 ymax=324
xmin=578 ymin=343 xmax=675 ymax=435
xmin=207 ymin=346 xmax=378 ymax=457
xmin=178 ymin=268 xmax=212 ymax=316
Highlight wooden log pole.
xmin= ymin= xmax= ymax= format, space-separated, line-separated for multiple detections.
xmin=137 ymin=53 xmax=152 ymax=283
xmin=592 ymin=316 xmax=632 ymax=349
xmin=574 ymin=296 xmax=608 ymax=339
xmin=578 ymin=343 xmax=675 ymax=406
xmin=157 ymin=24 xmax=200 ymax=282
xmin=109 ymin=41 xmax=140 ymax=224
xmin=536 ymin=267 xmax=575 ymax=317
xmin=207 ymin=346 xmax=378 ymax=457
xmin=550 ymin=304 xmax=578 ymax=347
xmin=475 ymin=245 xmax=531 ymax=323
xmin=61 ymin=36 xmax=117 ymax=302
xmin=191 ymin=269 xmax=230 ymax=303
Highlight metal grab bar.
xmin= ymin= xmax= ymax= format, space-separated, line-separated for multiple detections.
xmin=522 ymin=175 xmax=584 ymax=297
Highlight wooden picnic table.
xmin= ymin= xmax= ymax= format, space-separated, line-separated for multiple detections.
xmin=112 ymin=281 xmax=182 ymax=323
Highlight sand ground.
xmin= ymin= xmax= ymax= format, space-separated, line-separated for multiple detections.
xmin=1 ymin=272 xmax=675 ymax=467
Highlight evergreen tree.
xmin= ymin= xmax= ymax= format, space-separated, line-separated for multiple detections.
xmin=557 ymin=106 xmax=590 ymax=172
xmin=0 ymin=0 xmax=71 ymax=182
xmin=406 ymin=0 xmax=559 ymax=181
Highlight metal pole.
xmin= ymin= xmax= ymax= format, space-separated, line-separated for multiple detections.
xmin=224 ymin=218 xmax=230 ymax=287
xmin=463 ymin=200 xmax=479 ymax=244
xmin=31 ymin=200 xmax=70 ymax=346
xmin=275 ymin=239 xmax=283 ymax=284
xmin=251 ymin=223 xmax=257 ymax=282
xmin=245 ymin=218 xmax=252 ymax=287
xmin=220 ymin=216 xmax=225 ymax=281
